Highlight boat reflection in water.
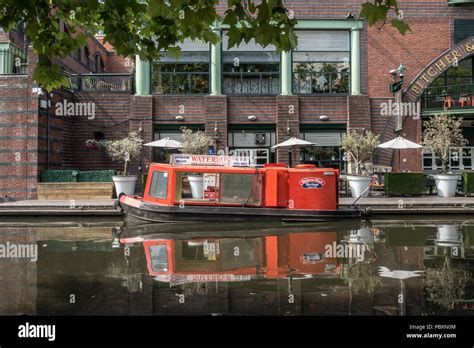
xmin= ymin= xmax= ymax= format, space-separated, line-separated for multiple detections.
xmin=1 ymin=219 xmax=473 ymax=316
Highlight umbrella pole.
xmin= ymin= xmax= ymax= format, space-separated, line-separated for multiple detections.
xmin=288 ymin=148 xmax=292 ymax=168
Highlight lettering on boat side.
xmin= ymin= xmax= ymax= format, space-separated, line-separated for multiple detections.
xmin=299 ymin=177 xmax=325 ymax=189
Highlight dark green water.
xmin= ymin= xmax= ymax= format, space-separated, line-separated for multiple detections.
xmin=0 ymin=216 xmax=473 ymax=316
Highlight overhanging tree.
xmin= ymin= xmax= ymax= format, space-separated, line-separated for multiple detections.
xmin=0 ymin=0 xmax=410 ymax=91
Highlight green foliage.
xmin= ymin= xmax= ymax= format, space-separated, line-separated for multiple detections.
xmin=343 ymin=261 xmax=382 ymax=295
xmin=40 ymin=170 xmax=79 ymax=182
xmin=461 ymin=171 xmax=474 ymax=194
xmin=101 ymin=131 xmax=143 ymax=176
xmin=384 ymin=172 xmax=425 ymax=196
xmin=360 ymin=0 xmax=411 ymax=34
xmin=77 ymin=170 xmax=116 ymax=182
xmin=341 ymin=130 xmax=380 ymax=174
xmin=0 ymin=1 xmax=409 ymax=91
xmin=422 ymin=113 xmax=468 ymax=173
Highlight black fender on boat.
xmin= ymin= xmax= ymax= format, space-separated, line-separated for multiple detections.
xmin=114 ymin=193 xmax=126 ymax=213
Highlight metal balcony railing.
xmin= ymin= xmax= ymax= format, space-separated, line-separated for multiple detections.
xmin=223 ymin=72 xmax=280 ymax=95
xmin=152 ymin=72 xmax=209 ymax=94
xmin=0 ymin=47 xmax=27 ymax=75
xmin=421 ymin=84 xmax=474 ymax=110
xmin=66 ymin=73 xmax=133 ymax=92
xmin=293 ymin=72 xmax=350 ymax=94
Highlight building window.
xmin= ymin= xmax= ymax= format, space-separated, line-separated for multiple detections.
xmin=222 ymin=33 xmax=280 ymax=95
xmin=292 ymin=31 xmax=350 ymax=94
xmin=228 ymin=127 xmax=276 ymax=166
xmin=93 ymin=54 xmax=104 ymax=73
xmin=152 ymin=40 xmax=210 ymax=94
xmin=300 ymin=131 xmax=345 ymax=170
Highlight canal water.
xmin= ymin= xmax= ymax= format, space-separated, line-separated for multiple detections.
xmin=0 ymin=216 xmax=473 ymax=316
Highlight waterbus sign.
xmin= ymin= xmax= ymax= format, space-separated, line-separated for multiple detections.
xmin=170 ymin=154 xmax=253 ymax=167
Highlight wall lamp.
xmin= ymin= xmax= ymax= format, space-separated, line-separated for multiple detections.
xmin=175 ymin=115 xmax=184 ymax=121
xmin=248 ymin=115 xmax=257 ymax=121
xmin=319 ymin=115 xmax=329 ymax=121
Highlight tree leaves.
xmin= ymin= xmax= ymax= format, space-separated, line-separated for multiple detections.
xmin=360 ymin=0 xmax=411 ymax=34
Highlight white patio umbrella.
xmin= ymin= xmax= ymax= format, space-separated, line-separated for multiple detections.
xmin=377 ymin=136 xmax=421 ymax=172
xmin=144 ymin=137 xmax=182 ymax=164
xmin=144 ymin=137 xmax=182 ymax=148
xmin=272 ymin=137 xmax=316 ymax=168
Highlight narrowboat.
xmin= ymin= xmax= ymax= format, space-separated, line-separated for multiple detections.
xmin=116 ymin=154 xmax=361 ymax=223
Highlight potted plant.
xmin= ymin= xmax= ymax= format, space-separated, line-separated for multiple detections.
xmin=179 ymin=127 xmax=214 ymax=199
xmin=85 ymin=139 xmax=102 ymax=151
xmin=341 ymin=130 xmax=379 ymax=198
xmin=422 ymin=113 xmax=467 ymax=197
xmin=102 ymin=131 xmax=143 ymax=196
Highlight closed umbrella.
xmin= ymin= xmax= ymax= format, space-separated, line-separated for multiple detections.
xmin=377 ymin=136 xmax=421 ymax=172
xmin=272 ymin=137 xmax=316 ymax=168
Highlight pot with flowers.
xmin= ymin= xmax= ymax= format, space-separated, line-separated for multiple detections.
xmin=422 ymin=113 xmax=467 ymax=197
xmin=100 ymin=131 xmax=143 ymax=195
xmin=341 ymin=130 xmax=380 ymax=198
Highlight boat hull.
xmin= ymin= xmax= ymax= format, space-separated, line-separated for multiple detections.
xmin=118 ymin=196 xmax=361 ymax=223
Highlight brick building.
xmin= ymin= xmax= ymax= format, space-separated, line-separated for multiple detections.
xmin=0 ymin=0 xmax=473 ymax=199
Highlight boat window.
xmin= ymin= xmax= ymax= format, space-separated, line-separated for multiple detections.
xmin=149 ymin=245 xmax=168 ymax=272
xmin=149 ymin=171 xmax=168 ymax=199
xmin=220 ymin=173 xmax=261 ymax=205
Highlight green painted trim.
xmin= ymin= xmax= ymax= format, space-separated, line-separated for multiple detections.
xmin=219 ymin=20 xmax=363 ymax=30
xmin=154 ymin=124 xmax=204 ymax=131
xmin=299 ymin=123 xmax=347 ymax=131
xmin=228 ymin=124 xmax=276 ymax=131
xmin=448 ymin=0 xmax=474 ymax=5
xmin=281 ymin=51 xmax=292 ymax=95
xmin=135 ymin=55 xmax=151 ymax=95
xmin=421 ymin=108 xmax=474 ymax=116
xmin=210 ymin=27 xmax=222 ymax=95
xmin=350 ymin=28 xmax=361 ymax=95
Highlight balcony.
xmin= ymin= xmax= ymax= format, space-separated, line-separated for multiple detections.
xmin=66 ymin=73 xmax=133 ymax=92
xmin=421 ymin=84 xmax=474 ymax=115
xmin=0 ymin=47 xmax=27 ymax=75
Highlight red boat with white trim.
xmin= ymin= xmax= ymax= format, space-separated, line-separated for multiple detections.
xmin=116 ymin=154 xmax=360 ymax=223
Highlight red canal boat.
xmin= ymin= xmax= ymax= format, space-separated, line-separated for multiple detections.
xmin=117 ymin=155 xmax=360 ymax=223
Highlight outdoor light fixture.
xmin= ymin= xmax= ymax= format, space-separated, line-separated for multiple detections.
xmin=396 ymin=63 xmax=406 ymax=78
xmin=248 ymin=115 xmax=257 ymax=121
xmin=319 ymin=115 xmax=329 ymax=121
xmin=32 ymin=87 xmax=44 ymax=96
xmin=346 ymin=12 xmax=354 ymax=19
xmin=287 ymin=121 xmax=290 ymax=135
xmin=175 ymin=115 xmax=184 ymax=121
xmin=214 ymin=122 xmax=218 ymax=132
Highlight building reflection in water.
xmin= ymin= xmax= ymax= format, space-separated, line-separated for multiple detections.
xmin=0 ymin=221 xmax=472 ymax=316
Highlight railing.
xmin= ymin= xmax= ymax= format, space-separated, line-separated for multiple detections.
xmin=223 ymin=72 xmax=279 ymax=94
xmin=67 ymin=73 xmax=133 ymax=92
xmin=421 ymin=84 xmax=474 ymax=110
xmin=152 ymin=72 xmax=209 ymax=94
xmin=0 ymin=48 xmax=27 ymax=75
xmin=293 ymin=72 xmax=350 ymax=94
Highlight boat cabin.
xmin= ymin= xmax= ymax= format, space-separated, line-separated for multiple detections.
xmin=143 ymin=160 xmax=340 ymax=211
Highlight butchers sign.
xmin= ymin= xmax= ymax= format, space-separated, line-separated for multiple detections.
xmin=170 ymin=154 xmax=253 ymax=167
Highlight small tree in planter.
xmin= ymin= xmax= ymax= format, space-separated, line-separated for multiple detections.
xmin=341 ymin=130 xmax=379 ymax=198
xmin=102 ymin=131 xmax=143 ymax=195
xmin=422 ymin=113 xmax=467 ymax=197
xmin=179 ymin=127 xmax=214 ymax=155
xmin=178 ymin=127 xmax=214 ymax=199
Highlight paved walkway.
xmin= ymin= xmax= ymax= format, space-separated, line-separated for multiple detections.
xmin=1 ymin=196 xmax=474 ymax=216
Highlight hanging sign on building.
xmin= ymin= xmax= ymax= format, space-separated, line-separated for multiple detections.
xmin=170 ymin=154 xmax=254 ymax=167
xmin=406 ymin=37 xmax=474 ymax=99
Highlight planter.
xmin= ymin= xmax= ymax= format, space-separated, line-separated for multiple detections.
xmin=113 ymin=175 xmax=138 ymax=196
xmin=347 ymin=175 xmax=371 ymax=198
xmin=435 ymin=225 xmax=462 ymax=247
xmin=188 ymin=175 xmax=204 ymax=199
xmin=433 ymin=174 xmax=459 ymax=197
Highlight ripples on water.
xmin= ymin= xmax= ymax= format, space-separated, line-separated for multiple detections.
xmin=0 ymin=217 xmax=473 ymax=316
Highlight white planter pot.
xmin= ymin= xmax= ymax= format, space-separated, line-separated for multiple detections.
xmin=347 ymin=175 xmax=371 ymax=198
xmin=435 ymin=225 xmax=462 ymax=247
xmin=433 ymin=174 xmax=459 ymax=197
xmin=113 ymin=175 xmax=138 ymax=196
xmin=349 ymin=227 xmax=374 ymax=244
xmin=188 ymin=175 xmax=204 ymax=199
